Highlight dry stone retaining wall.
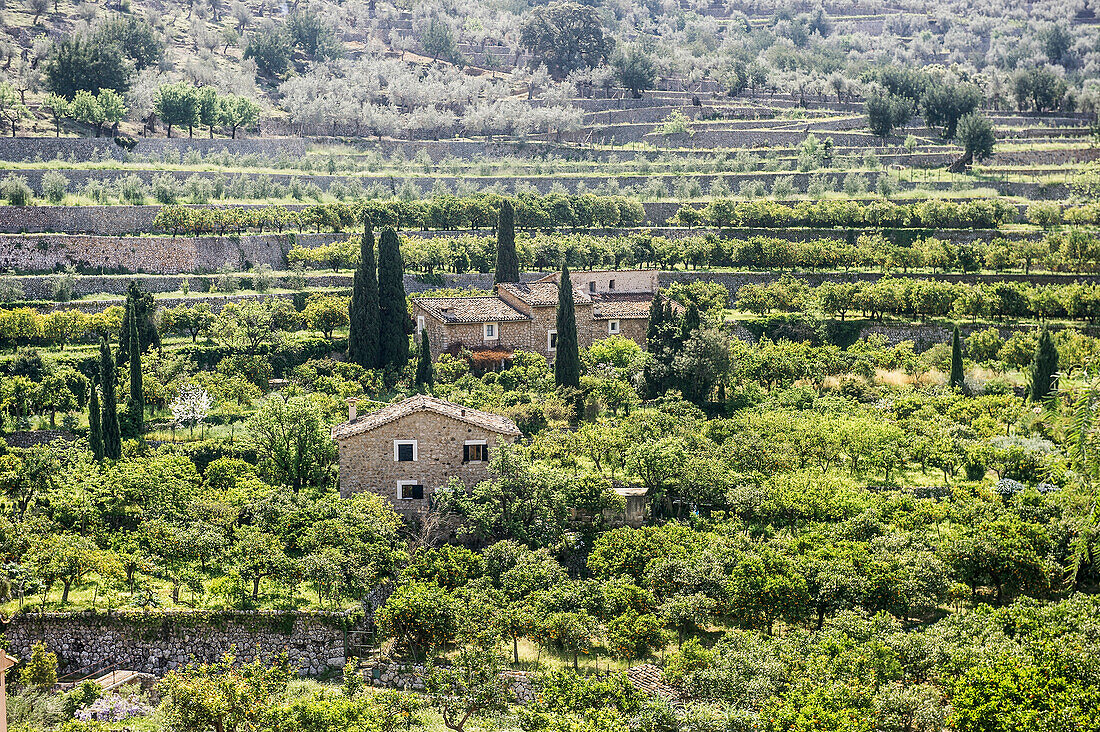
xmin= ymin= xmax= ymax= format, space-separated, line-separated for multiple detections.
xmin=2 ymin=610 xmax=359 ymax=677
xmin=0 ymin=232 xmax=314 ymax=274
xmin=0 ymin=137 xmax=307 ymax=163
xmin=363 ymin=661 xmax=538 ymax=703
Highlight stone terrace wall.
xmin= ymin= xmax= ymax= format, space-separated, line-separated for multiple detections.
xmin=0 ymin=232 xmax=351 ymax=274
xmin=15 ymin=271 xmax=493 ymax=301
xmin=0 ymin=137 xmax=308 ymax=163
xmin=364 ymin=661 xmax=537 ymax=703
xmin=2 ymin=610 xmax=358 ymax=677
xmin=659 ymin=270 xmax=1100 ymax=304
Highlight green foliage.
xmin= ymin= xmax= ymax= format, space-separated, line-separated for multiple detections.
xmin=950 ymin=325 xmax=964 ymax=390
xmin=18 ymin=642 xmax=58 ymax=689
xmin=377 ymin=581 xmax=462 ymax=659
xmin=158 ymin=652 xmax=292 ymax=732
xmin=520 ymin=2 xmax=611 ymax=79
xmin=494 ymin=198 xmax=520 ymax=284
xmin=44 ymin=36 xmax=130 ymax=98
xmin=1029 ymin=328 xmax=1059 ymax=401
xmin=245 ymin=21 xmax=293 ymax=78
xmin=554 ymin=266 xmax=581 ymax=389
xmin=958 ymin=113 xmax=996 ymax=163
xmin=378 ymin=229 xmax=410 ymax=370
xmin=98 ymin=338 xmax=121 ymax=461
xmin=415 ymin=329 xmax=434 ymax=389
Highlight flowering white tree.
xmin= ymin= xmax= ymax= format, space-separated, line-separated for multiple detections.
xmin=170 ymin=385 xmax=213 ymax=438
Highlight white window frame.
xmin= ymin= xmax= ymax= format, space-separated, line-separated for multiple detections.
xmin=547 ymin=329 xmax=557 ymax=352
xmin=464 ymin=439 xmax=488 ymax=463
xmin=417 ymin=315 xmax=425 ymax=334
xmin=483 ymin=322 xmax=499 ymax=340
xmin=394 ymin=440 xmax=418 ymax=462
xmin=608 ymin=319 xmax=620 ymax=335
xmin=397 ymin=480 xmax=423 ymax=500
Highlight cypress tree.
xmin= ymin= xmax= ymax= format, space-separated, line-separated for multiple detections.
xmin=127 ymin=299 xmax=143 ymax=429
xmin=118 ymin=281 xmax=159 ymax=366
xmin=645 ymin=295 xmax=664 ymax=350
xmin=99 ymin=338 xmax=122 ymax=460
xmin=378 ymin=228 xmax=410 ymax=369
xmin=554 ymin=266 xmax=581 ymax=388
xmin=680 ymin=303 xmax=700 ymax=343
xmin=949 ymin=325 xmax=964 ymax=390
xmin=88 ymin=382 xmax=104 ymax=463
xmin=415 ymin=329 xmax=434 ymax=390
xmin=1029 ymin=327 xmax=1060 ymax=401
xmin=348 ymin=226 xmax=381 ymax=369
xmin=494 ymin=198 xmax=520 ymax=284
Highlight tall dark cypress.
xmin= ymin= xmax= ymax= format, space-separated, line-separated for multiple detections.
xmin=88 ymin=383 xmax=104 ymax=463
xmin=127 ymin=299 xmax=143 ymax=429
xmin=348 ymin=226 xmax=381 ymax=369
xmin=118 ymin=281 xmax=159 ymax=366
xmin=679 ymin=303 xmax=700 ymax=343
xmin=645 ymin=295 xmax=664 ymax=351
xmin=949 ymin=325 xmax=964 ymax=390
xmin=494 ymin=198 xmax=520 ymax=284
xmin=1029 ymin=327 xmax=1059 ymax=401
xmin=99 ymin=338 xmax=122 ymax=460
xmin=415 ymin=329 xmax=434 ymax=389
xmin=377 ymin=229 xmax=410 ymax=369
xmin=554 ymin=266 xmax=581 ymax=388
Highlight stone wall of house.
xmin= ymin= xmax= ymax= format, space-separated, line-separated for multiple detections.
xmin=2 ymin=611 xmax=358 ymax=677
xmin=336 ymin=411 xmax=516 ymax=515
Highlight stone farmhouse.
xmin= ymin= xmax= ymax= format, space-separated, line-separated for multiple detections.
xmin=332 ymin=394 xmax=522 ymax=515
xmin=411 ymin=270 xmax=660 ymax=360
xmin=332 ymin=393 xmax=652 ymax=524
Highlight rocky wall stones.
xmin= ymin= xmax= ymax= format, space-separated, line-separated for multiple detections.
xmin=0 ymin=137 xmax=307 ymax=163
xmin=362 ymin=661 xmax=538 ymax=703
xmin=2 ymin=610 xmax=360 ymax=677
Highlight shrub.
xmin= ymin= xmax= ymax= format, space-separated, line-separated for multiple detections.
xmin=2 ymin=174 xmax=33 ymax=205
xmin=19 ymin=641 xmax=58 ymax=689
xmin=152 ymin=172 xmax=182 ymax=204
xmin=41 ymin=170 xmax=69 ymax=203
xmin=116 ymin=174 xmax=147 ymax=205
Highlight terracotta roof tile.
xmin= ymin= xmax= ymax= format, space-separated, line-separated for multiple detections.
xmin=413 ymin=296 xmax=531 ymax=324
xmin=592 ymin=293 xmax=657 ymax=320
xmin=498 ymin=281 xmax=592 ymax=306
xmin=332 ymin=394 xmax=522 ymax=440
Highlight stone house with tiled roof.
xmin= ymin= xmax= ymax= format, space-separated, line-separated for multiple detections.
xmin=412 ymin=270 xmax=660 ymax=360
xmin=332 ymin=394 xmax=521 ymax=515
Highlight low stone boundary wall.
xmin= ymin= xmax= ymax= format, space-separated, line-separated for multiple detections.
xmin=2 ymin=610 xmax=361 ymax=677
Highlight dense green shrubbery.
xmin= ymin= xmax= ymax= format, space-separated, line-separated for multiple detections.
xmin=673 ymin=197 xmax=1019 ymax=230
xmin=152 ymin=193 xmax=646 ymax=236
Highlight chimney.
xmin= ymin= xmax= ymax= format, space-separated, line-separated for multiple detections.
xmin=346 ymin=397 xmax=360 ymax=422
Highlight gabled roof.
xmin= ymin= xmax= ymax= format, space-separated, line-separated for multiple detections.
xmin=413 ymin=296 xmax=531 ymax=324
xmin=332 ymin=394 xmax=522 ymax=440
xmin=497 ymin=281 xmax=591 ymax=307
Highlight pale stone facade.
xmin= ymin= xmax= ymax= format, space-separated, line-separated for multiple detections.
xmin=412 ymin=269 xmax=659 ymax=360
xmin=332 ymin=395 xmax=521 ymax=516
